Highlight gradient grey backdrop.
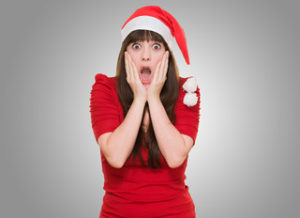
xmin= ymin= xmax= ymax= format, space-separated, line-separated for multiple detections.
xmin=0 ymin=0 xmax=299 ymax=217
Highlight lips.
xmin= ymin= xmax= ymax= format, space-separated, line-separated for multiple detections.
xmin=139 ymin=66 xmax=152 ymax=83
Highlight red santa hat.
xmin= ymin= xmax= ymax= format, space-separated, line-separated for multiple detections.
xmin=121 ymin=5 xmax=190 ymax=65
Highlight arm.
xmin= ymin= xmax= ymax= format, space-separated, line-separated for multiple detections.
xmin=145 ymin=51 xmax=195 ymax=168
xmin=98 ymin=97 xmax=146 ymax=168
xmin=97 ymin=51 xmax=147 ymax=168
xmin=147 ymin=96 xmax=193 ymax=168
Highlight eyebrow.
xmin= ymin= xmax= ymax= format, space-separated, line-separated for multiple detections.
xmin=133 ymin=40 xmax=161 ymax=43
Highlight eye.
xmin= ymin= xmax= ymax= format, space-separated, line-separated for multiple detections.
xmin=153 ymin=43 xmax=161 ymax=50
xmin=132 ymin=43 xmax=141 ymax=49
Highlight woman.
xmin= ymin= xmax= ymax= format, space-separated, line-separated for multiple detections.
xmin=90 ymin=5 xmax=200 ymax=218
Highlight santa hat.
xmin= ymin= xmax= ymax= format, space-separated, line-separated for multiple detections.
xmin=121 ymin=5 xmax=190 ymax=65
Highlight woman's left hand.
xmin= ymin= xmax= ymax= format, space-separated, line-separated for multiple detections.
xmin=147 ymin=51 xmax=169 ymax=101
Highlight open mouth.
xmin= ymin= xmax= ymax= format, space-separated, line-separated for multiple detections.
xmin=139 ymin=67 xmax=152 ymax=83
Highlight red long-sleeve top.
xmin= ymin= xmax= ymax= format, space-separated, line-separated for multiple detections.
xmin=89 ymin=73 xmax=200 ymax=218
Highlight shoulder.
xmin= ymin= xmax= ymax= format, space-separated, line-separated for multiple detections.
xmin=94 ymin=73 xmax=116 ymax=87
xmin=92 ymin=73 xmax=117 ymax=92
xmin=90 ymin=73 xmax=119 ymax=105
xmin=178 ymin=76 xmax=200 ymax=107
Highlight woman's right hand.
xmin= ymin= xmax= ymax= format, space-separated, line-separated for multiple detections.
xmin=124 ymin=51 xmax=147 ymax=102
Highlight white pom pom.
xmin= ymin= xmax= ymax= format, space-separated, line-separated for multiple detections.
xmin=183 ymin=92 xmax=198 ymax=107
xmin=183 ymin=77 xmax=197 ymax=92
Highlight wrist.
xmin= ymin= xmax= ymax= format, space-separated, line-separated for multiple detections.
xmin=134 ymin=96 xmax=147 ymax=104
xmin=147 ymin=95 xmax=161 ymax=103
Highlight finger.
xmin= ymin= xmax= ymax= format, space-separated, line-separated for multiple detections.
xmin=129 ymin=55 xmax=140 ymax=85
xmin=127 ymin=53 xmax=134 ymax=82
xmin=133 ymin=62 xmax=142 ymax=85
xmin=125 ymin=52 xmax=131 ymax=81
xmin=153 ymin=61 xmax=161 ymax=82
xmin=163 ymin=51 xmax=169 ymax=80
xmin=159 ymin=52 xmax=167 ymax=81
xmin=128 ymin=55 xmax=139 ymax=83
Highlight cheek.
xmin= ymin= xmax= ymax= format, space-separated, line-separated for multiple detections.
xmin=127 ymin=51 xmax=139 ymax=65
xmin=154 ymin=55 xmax=164 ymax=68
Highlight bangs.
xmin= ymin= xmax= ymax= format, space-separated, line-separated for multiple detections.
xmin=126 ymin=30 xmax=166 ymax=46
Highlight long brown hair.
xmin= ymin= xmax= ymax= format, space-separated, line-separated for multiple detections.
xmin=116 ymin=30 xmax=180 ymax=169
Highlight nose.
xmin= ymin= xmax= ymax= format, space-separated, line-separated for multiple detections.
xmin=142 ymin=46 xmax=151 ymax=61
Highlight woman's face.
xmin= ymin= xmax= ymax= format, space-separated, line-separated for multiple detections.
xmin=126 ymin=40 xmax=166 ymax=88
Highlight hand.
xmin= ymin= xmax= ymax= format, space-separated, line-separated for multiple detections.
xmin=124 ymin=51 xmax=147 ymax=102
xmin=147 ymin=51 xmax=169 ymax=101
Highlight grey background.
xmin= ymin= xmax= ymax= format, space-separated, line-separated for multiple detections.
xmin=0 ymin=0 xmax=299 ymax=217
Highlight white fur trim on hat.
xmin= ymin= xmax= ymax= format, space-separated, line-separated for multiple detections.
xmin=121 ymin=16 xmax=174 ymax=49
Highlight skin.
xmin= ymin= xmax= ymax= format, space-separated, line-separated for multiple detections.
xmin=124 ymin=40 xmax=169 ymax=102
xmin=98 ymin=39 xmax=194 ymax=168
xmin=97 ymin=40 xmax=170 ymax=168
xmin=123 ymin=40 xmax=194 ymax=168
